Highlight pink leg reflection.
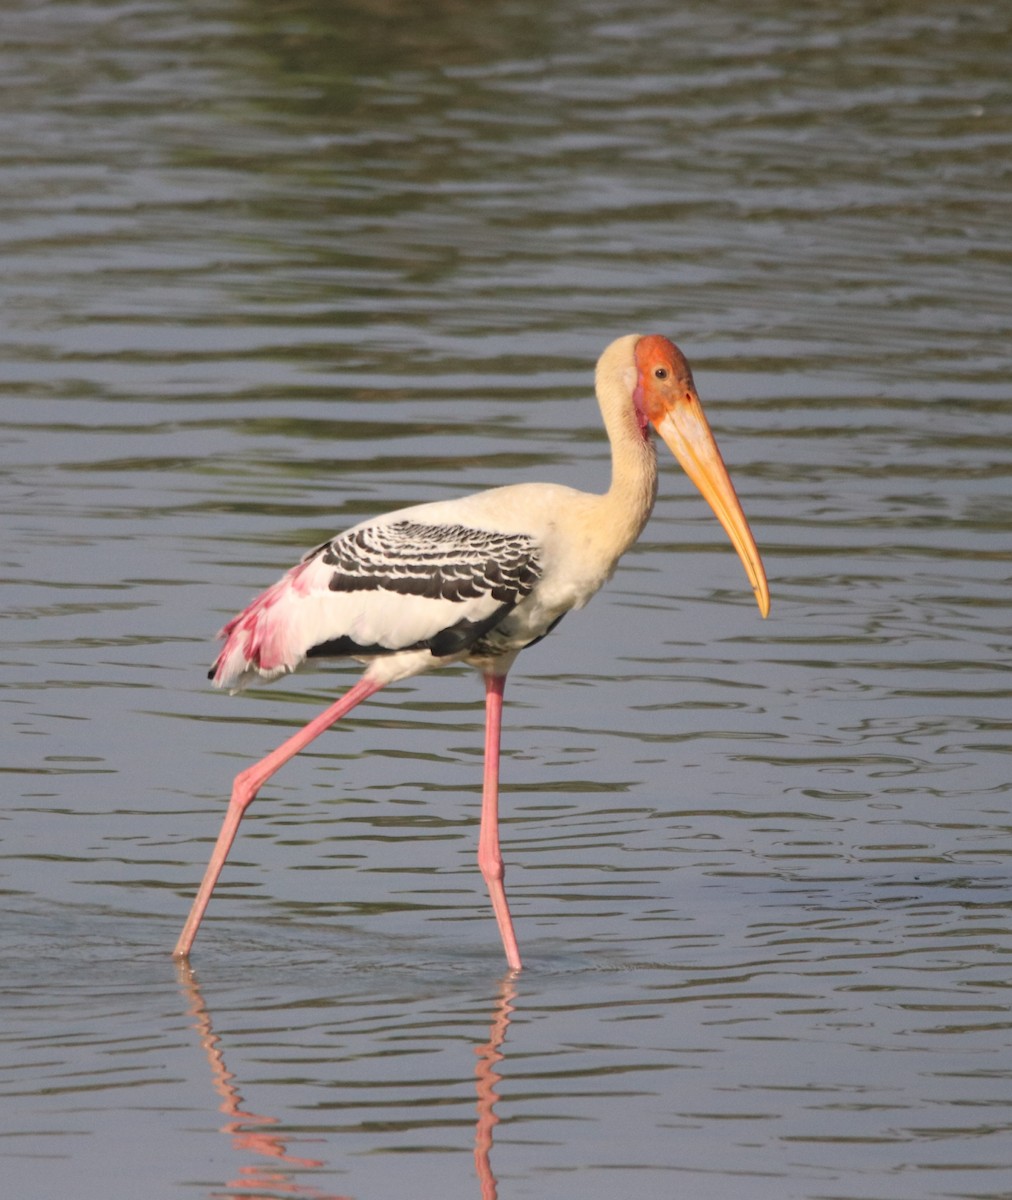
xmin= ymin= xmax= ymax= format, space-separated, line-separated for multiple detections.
xmin=473 ymin=973 xmax=517 ymax=1200
xmin=177 ymin=961 xmax=351 ymax=1200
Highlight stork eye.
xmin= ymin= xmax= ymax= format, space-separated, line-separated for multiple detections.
xmin=654 ymin=367 xmax=668 ymax=379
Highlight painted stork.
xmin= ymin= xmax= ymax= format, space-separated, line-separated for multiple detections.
xmin=173 ymin=333 xmax=770 ymax=968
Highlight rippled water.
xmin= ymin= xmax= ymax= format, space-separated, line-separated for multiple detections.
xmin=2 ymin=1 xmax=1010 ymax=1197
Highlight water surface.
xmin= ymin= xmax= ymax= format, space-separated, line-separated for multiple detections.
xmin=2 ymin=1 xmax=1010 ymax=1198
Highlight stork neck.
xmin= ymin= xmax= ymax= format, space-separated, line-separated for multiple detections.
xmin=603 ymin=411 xmax=658 ymax=553
xmin=587 ymin=367 xmax=659 ymax=560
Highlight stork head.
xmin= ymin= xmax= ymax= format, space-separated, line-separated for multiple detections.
xmin=600 ymin=333 xmax=770 ymax=618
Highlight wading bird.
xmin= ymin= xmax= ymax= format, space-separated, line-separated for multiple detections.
xmin=174 ymin=334 xmax=770 ymax=969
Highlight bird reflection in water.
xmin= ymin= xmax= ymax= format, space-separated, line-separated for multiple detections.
xmin=176 ymin=960 xmax=342 ymax=1200
xmin=177 ymin=962 xmax=516 ymax=1199
xmin=474 ymin=974 xmax=516 ymax=1200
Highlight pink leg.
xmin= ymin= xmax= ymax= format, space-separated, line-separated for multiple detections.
xmin=479 ymin=673 xmax=522 ymax=971
xmin=173 ymin=675 xmax=383 ymax=958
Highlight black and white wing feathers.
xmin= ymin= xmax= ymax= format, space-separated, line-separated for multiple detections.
xmin=210 ymin=516 xmax=544 ymax=690
xmin=304 ymin=520 xmax=543 ymax=659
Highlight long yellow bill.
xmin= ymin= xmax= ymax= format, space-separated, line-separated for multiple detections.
xmin=654 ymin=404 xmax=770 ymax=618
